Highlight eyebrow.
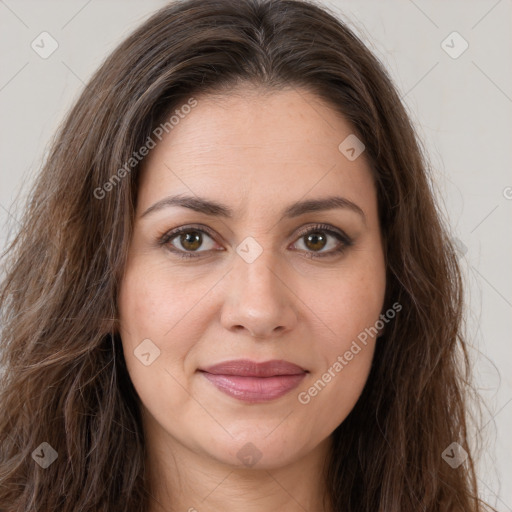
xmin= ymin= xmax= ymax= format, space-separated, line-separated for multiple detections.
xmin=140 ymin=194 xmax=366 ymax=223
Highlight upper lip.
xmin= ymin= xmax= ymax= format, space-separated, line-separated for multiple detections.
xmin=199 ymin=359 xmax=308 ymax=377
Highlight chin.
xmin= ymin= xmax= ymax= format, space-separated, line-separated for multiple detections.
xmin=197 ymin=433 xmax=313 ymax=471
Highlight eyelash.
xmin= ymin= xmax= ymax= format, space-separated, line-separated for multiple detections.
xmin=157 ymin=223 xmax=353 ymax=260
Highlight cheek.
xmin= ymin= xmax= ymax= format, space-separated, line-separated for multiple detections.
xmin=117 ymin=260 xmax=203 ymax=419
xmin=117 ymin=256 xmax=226 ymax=388
xmin=303 ymin=250 xmax=386 ymax=346
xmin=296 ymin=282 xmax=384 ymax=430
xmin=295 ymin=249 xmax=385 ymax=414
xmin=297 ymin=341 xmax=375 ymax=433
xmin=118 ymin=258 xmax=204 ymax=341
xmin=117 ymin=259 xmax=194 ymax=375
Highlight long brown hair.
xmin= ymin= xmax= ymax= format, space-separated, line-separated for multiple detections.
xmin=0 ymin=0 xmax=494 ymax=510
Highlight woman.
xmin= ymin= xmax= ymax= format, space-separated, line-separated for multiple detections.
xmin=0 ymin=0 xmax=495 ymax=510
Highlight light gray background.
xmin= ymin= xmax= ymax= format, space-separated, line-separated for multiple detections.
xmin=1 ymin=0 xmax=511 ymax=508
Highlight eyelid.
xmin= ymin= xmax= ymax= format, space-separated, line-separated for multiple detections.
xmin=158 ymin=222 xmax=352 ymax=258
xmin=293 ymin=223 xmax=352 ymax=244
xmin=158 ymin=223 xmax=221 ymax=251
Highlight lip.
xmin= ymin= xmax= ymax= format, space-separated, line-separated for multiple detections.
xmin=198 ymin=359 xmax=308 ymax=403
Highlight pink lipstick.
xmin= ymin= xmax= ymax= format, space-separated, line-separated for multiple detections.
xmin=198 ymin=359 xmax=307 ymax=403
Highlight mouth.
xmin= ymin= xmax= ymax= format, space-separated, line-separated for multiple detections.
xmin=198 ymin=359 xmax=308 ymax=403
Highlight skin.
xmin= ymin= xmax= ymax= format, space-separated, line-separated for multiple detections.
xmin=117 ymin=85 xmax=387 ymax=512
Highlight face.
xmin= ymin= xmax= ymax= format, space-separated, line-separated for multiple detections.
xmin=118 ymin=86 xmax=386 ymax=471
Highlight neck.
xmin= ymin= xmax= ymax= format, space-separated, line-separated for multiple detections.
xmin=144 ymin=425 xmax=334 ymax=512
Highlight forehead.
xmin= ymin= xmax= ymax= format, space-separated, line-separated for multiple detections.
xmin=137 ymin=86 xmax=376 ymax=219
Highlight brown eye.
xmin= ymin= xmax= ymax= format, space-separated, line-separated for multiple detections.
xmin=303 ymin=232 xmax=328 ymax=252
xmin=292 ymin=224 xmax=353 ymax=259
xmin=169 ymin=229 xmax=217 ymax=253
xmin=177 ymin=231 xmax=203 ymax=251
xmin=159 ymin=223 xmax=352 ymax=260
xmin=159 ymin=225 xmax=219 ymax=258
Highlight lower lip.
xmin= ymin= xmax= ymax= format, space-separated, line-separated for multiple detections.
xmin=200 ymin=372 xmax=306 ymax=403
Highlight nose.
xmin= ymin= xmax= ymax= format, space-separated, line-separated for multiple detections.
xmin=220 ymin=250 xmax=298 ymax=339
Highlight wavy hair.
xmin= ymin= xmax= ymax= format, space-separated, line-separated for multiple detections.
xmin=0 ymin=0 xmax=494 ymax=510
